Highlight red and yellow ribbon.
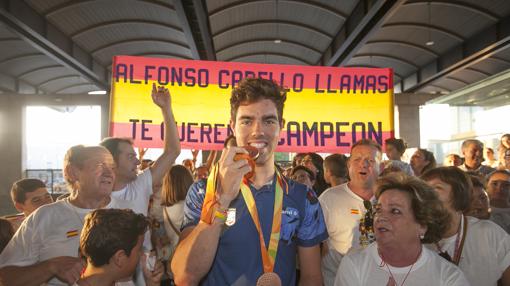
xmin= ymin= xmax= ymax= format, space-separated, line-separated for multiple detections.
xmin=200 ymin=163 xmax=220 ymax=224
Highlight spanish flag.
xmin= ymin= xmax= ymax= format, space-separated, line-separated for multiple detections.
xmin=66 ymin=230 xmax=79 ymax=238
xmin=350 ymin=209 xmax=360 ymax=215
xmin=109 ymin=56 xmax=394 ymax=153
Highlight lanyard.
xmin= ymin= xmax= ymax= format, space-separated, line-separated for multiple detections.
xmin=240 ymin=171 xmax=285 ymax=273
xmin=452 ymin=215 xmax=468 ymax=265
xmin=436 ymin=214 xmax=468 ymax=265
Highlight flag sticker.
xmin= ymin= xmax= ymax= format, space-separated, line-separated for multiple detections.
xmin=66 ymin=230 xmax=79 ymax=238
xmin=350 ymin=209 xmax=360 ymax=215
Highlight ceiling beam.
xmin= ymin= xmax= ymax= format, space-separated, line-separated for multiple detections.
xmin=382 ymin=22 xmax=464 ymax=41
xmin=209 ymin=0 xmax=348 ymax=20
xmin=320 ymin=0 xmax=406 ymax=66
xmin=213 ymin=20 xmax=333 ymax=40
xmin=216 ymin=38 xmax=323 ymax=56
xmin=403 ymin=0 xmax=499 ymax=22
xmin=225 ymin=52 xmax=312 ymax=65
xmin=0 ymin=0 xmax=108 ymax=90
xmin=0 ymin=71 xmax=37 ymax=93
xmin=90 ymin=38 xmax=190 ymax=54
xmin=345 ymin=64 xmax=404 ymax=79
xmin=174 ymin=0 xmax=216 ymax=60
xmin=17 ymin=65 xmax=62 ymax=78
xmin=36 ymin=75 xmax=82 ymax=89
xmin=70 ymin=19 xmax=183 ymax=39
xmin=465 ymin=67 xmax=490 ymax=77
xmin=366 ymin=40 xmax=439 ymax=57
xmin=354 ymin=53 xmax=419 ymax=69
xmin=405 ymin=16 xmax=510 ymax=92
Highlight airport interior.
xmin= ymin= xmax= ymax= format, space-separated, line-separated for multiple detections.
xmin=1 ymin=0 xmax=509 ymax=214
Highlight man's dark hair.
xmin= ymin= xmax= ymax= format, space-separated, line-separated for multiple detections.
xmin=351 ymin=139 xmax=382 ymax=155
xmin=291 ymin=165 xmax=316 ymax=181
xmin=324 ymin=154 xmax=348 ymax=179
xmin=80 ymin=209 xmax=148 ymax=267
xmin=99 ymin=137 xmax=133 ymax=163
xmin=0 ymin=218 xmax=15 ymax=253
xmin=416 ymin=148 xmax=437 ymax=174
xmin=230 ymin=78 xmax=287 ymax=124
xmin=10 ymin=178 xmax=47 ymax=204
xmin=466 ymin=172 xmax=485 ymax=189
xmin=292 ymin=153 xmax=307 ymax=168
xmin=421 ymin=167 xmax=472 ymax=212
xmin=487 ymin=169 xmax=510 ymax=181
xmin=461 ymin=139 xmax=483 ymax=150
xmin=384 ymin=138 xmax=407 ymax=155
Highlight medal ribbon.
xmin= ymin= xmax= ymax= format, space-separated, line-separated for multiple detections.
xmin=200 ymin=163 xmax=220 ymax=224
xmin=452 ymin=214 xmax=468 ymax=265
xmin=240 ymin=169 xmax=285 ymax=273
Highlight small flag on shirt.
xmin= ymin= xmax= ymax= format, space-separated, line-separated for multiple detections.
xmin=350 ymin=209 xmax=360 ymax=215
xmin=66 ymin=230 xmax=79 ymax=238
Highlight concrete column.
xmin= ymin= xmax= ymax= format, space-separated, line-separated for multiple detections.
xmin=394 ymin=93 xmax=441 ymax=148
xmin=0 ymin=95 xmax=23 ymax=215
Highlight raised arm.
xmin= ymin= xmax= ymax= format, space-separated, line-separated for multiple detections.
xmin=171 ymin=147 xmax=250 ymax=286
xmin=0 ymin=256 xmax=83 ymax=286
xmin=205 ymin=150 xmax=218 ymax=170
xmin=149 ymin=83 xmax=181 ymax=187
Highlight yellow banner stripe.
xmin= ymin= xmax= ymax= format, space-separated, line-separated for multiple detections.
xmin=111 ymin=80 xmax=393 ymax=127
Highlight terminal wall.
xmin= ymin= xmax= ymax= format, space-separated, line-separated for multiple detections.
xmin=0 ymin=93 xmax=108 ymax=216
xmin=395 ymin=93 xmax=441 ymax=148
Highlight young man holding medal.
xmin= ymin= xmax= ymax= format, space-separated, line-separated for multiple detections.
xmin=171 ymin=78 xmax=328 ymax=286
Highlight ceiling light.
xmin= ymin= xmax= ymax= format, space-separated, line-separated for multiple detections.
xmin=88 ymin=90 xmax=107 ymax=95
xmin=274 ymin=39 xmax=282 ymax=44
xmin=425 ymin=41 xmax=434 ymax=46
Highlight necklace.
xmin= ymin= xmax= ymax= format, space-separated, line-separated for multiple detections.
xmin=379 ymin=247 xmax=422 ymax=286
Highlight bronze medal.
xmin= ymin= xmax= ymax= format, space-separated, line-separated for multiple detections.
xmin=256 ymin=272 xmax=282 ymax=286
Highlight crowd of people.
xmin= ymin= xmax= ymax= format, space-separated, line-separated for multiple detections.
xmin=0 ymin=78 xmax=509 ymax=286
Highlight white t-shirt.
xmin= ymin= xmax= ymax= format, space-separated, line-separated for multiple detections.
xmin=111 ymin=169 xmax=153 ymax=215
xmin=490 ymin=207 xmax=510 ymax=234
xmin=0 ymin=197 xmax=129 ymax=286
xmin=335 ymin=243 xmax=470 ymax=286
xmin=111 ymin=169 xmax=153 ymax=253
xmin=430 ymin=216 xmax=510 ymax=286
xmin=319 ymin=183 xmax=373 ymax=286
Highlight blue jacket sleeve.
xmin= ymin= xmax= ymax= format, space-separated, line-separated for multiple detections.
xmin=181 ymin=179 xmax=206 ymax=231
xmin=296 ymin=188 xmax=329 ymax=247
